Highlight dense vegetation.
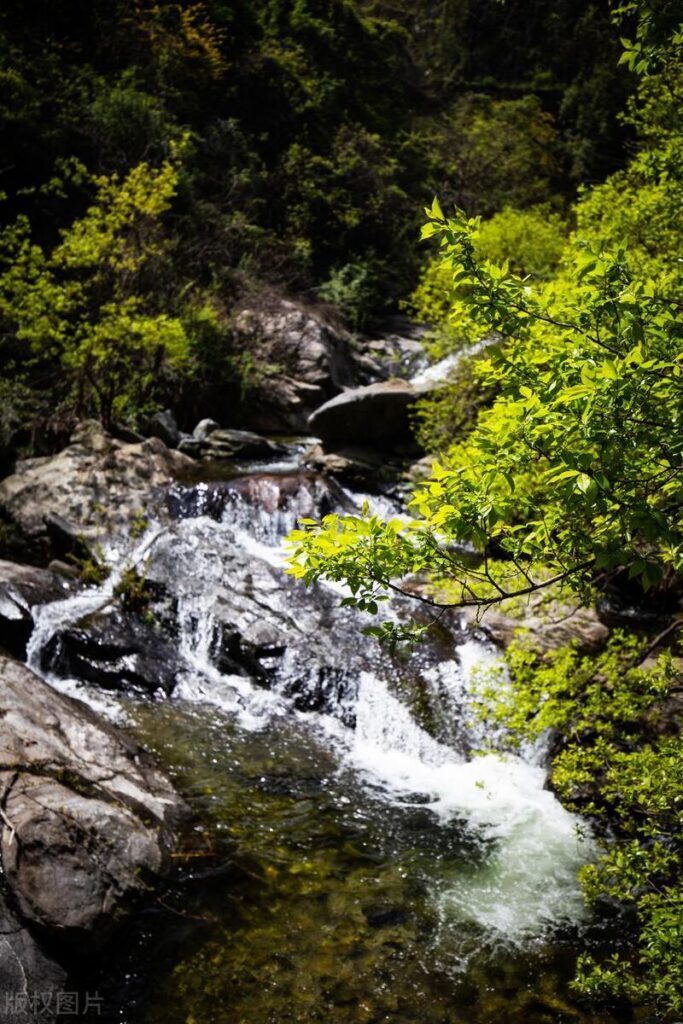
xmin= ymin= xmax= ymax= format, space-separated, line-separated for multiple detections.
xmin=0 ymin=0 xmax=630 ymax=450
xmin=288 ymin=1 xmax=683 ymax=1014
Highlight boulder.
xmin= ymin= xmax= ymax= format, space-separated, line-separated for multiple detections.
xmin=0 ymin=901 xmax=68 ymax=1024
xmin=40 ymin=605 xmax=182 ymax=696
xmin=0 ymin=560 xmax=76 ymax=659
xmin=0 ymin=420 xmax=194 ymax=556
xmin=0 ymin=655 xmax=186 ymax=954
xmin=307 ymin=380 xmax=421 ymax=452
xmin=232 ymin=297 xmax=354 ymax=431
xmin=146 ymin=517 xmax=370 ymax=724
xmin=192 ymin=418 xmax=220 ymax=442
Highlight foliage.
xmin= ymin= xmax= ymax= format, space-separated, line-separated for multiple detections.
xmin=0 ymin=0 xmax=634 ymax=317
xmin=113 ymin=563 xmax=156 ymax=622
xmin=0 ymin=154 xmax=191 ymax=427
xmin=476 ymin=205 xmax=568 ymax=280
xmin=317 ymin=261 xmax=376 ymax=329
xmin=426 ymin=94 xmax=563 ymax=217
xmin=290 ymin=2 xmax=683 ymax=619
xmin=409 ymin=203 xmax=569 ymax=360
xmin=473 ymin=631 xmax=683 ymax=1015
xmin=288 ymin=197 xmax=683 ymax=616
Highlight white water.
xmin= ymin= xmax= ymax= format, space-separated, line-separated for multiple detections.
xmin=346 ymin=671 xmax=590 ymax=946
xmin=24 ymin=479 xmax=593 ymax=954
xmin=410 ymin=335 xmax=497 ymax=389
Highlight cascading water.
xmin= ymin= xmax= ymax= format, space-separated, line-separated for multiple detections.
xmin=24 ymin=463 xmax=599 ymax=1022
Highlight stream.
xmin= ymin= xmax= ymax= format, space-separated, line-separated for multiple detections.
xmin=24 ymin=454 xmax=625 ymax=1024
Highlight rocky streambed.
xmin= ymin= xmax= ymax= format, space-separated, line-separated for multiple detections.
xmin=0 ymin=316 xmax=623 ymax=1023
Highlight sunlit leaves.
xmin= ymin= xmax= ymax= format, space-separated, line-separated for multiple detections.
xmin=0 ymin=155 xmax=190 ymax=425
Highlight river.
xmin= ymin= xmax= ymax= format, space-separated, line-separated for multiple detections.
xmin=24 ymin=454 xmax=625 ymax=1024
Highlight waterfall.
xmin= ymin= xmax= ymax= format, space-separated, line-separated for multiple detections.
xmin=23 ymin=468 xmax=594 ymax=959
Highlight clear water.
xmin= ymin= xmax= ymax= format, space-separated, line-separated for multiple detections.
xmin=25 ymin=471 xmax=629 ymax=1023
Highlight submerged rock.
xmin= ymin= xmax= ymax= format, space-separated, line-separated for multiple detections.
xmin=0 ymin=419 xmax=193 ymax=557
xmin=0 ymin=654 xmax=187 ymax=957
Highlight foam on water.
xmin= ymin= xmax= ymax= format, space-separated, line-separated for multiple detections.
xmin=346 ymin=671 xmax=591 ymax=944
xmin=23 ymin=477 xmax=593 ymax=955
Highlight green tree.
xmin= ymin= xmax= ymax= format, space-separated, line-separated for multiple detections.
xmin=289 ymin=2 xmax=683 ymax=622
xmin=0 ymin=155 xmax=190 ymax=427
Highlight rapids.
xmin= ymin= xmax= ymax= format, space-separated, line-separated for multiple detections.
xmin=23 ymin=458 xmax=620 ymax=1023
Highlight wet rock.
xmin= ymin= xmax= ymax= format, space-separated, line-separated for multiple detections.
xmin=148 ymin=409 xmax=180 ymax=449
xmin=0 ymin=654 xmax=186 ymax=954
xmin=0 ymin=420 xmax=194 ymax=556
xmin=166 ymin=472 xmax=354 ymax=526
xmin=0 ymin=560 xmax=76 ymax=659
xmin=232 ymin=297 xmax=354 ymax=432
xmin=279 ymin=664 xmax=357 ymax=724
xmin=185 ymin=427 xmax=285 ymax=463
xmin=307 ymin=380 xmax=422 ymax=452
xmin=41 ymin=606 xmax=181 ymax=695
xmin=353 ymin=318 xmax=428 ymax=384
xmin=145 ymin=515 xmax=376 ymax=710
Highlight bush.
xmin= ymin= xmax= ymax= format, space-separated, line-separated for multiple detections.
xmin=476 ymin=205 xmax=568 ymax=279
xmin=475 ymin=632 xmax=683 ymax=1017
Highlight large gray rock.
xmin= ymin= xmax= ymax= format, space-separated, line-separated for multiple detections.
xmin=307 ymin=380 xmax=421 ymax=452
xmin=0 ymin=420 xmax=194 ymax=556
xmin=39 ymin=605 xmax=182 ymax=696
xmin=148 ymin=409 xmax=180 ymax=449
xmin=0 ymin=655 xmax=186 ymax=952
xmin=0 ymin=561 xmax=76 ymax=658
xmin=232 ymin=298 xmax=354 ymax=431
